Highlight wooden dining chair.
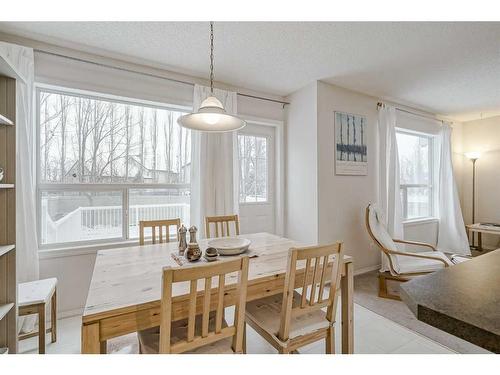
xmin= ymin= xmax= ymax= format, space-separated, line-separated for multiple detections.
xmin=205 ymin=214 xmax=240 ymax=238
xmin=138 ymin=256 xmax=249 ymax=354
xmin=245 ymin=243 xmax=344 ymax=354
xmin=139 ymin=218 xmax=181 ymax=245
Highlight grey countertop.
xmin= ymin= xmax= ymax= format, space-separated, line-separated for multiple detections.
xmin=400 ymin=249 xmax=500 ymax=353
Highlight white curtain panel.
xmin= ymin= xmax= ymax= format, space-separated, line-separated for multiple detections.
xmin=377 ymin=104 xmax=404 ymax=271
xmin=436 ymin=124 xmax=470 ymax=255
xmin=0 ymin=42 xmax=40 ymax=333
xmin=190 ymin=85 xmax=239 ymax=237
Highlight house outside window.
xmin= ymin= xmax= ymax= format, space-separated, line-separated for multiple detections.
xmin=37 ymin=86 xmax=191 ymax=248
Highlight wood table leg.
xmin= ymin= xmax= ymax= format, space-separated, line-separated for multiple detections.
xmin=478 ymin=232 xmax=483 ymax=251
xmin=341 ymin=262 xmax=354 ymax=354
xmin=82 ymin=322 xmax=104 ymax=354
xmin=38 ymin=304 xmax=46 ymax=354
xmin=51 ymin=289 xmax=57 ymax=343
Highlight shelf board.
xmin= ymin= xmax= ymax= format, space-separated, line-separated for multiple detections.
xmin=0 ymin=184 xmax=14 ymax=189
xmin=0 ymin=303 xmax=14 ymax=321
xmin=0 ymin=113 xmax=14 ymax=126
xmin=0 ymin=244 xmax=15 ymax=257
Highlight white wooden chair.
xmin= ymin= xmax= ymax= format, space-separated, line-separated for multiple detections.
xmin=205 ymin=215 xmax=240 ymax=238
xmin=139 ymin=218 xmax=181 ymax=245
xmin=138 ymin=257 xmax=249 ymax=354
xmin=245 ymin=243 xmax=344 ymax=354
xmin=18 ymin=278 xmax=57 ymax=354
xmin=365 ymin=204 xmax=452 ymax=300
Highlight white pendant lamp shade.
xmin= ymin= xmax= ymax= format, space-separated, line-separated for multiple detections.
xmin=178 ymin=22 xmax=246 ymax=132
xmin=177 ymin=96 xmax=246 ymax=132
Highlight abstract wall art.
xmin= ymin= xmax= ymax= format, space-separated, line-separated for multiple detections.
xmin=334 ymin=111 xmax=368 ymax=175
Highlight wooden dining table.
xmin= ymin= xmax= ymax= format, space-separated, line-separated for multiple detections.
xmin=81 ymin=232 xmax=354 ymax=354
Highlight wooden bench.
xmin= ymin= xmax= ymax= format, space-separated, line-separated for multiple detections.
xmin=18 ymin=278 xmax=57 ymax=354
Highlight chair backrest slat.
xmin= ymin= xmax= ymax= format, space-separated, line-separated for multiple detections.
xmin=205 ymin=215 xmax=240 ymax=238
xmin=300 ymin=258 xmax=311 ymax=308
xmin=159 ymin=257 xmax=249 ymax=354
xmin=317 ymin=255 xmax=329 ymax=303
xmin=278 ymin=243 xmax=344 ymax=341
xmin=139 ymin=218 xmax=181 ymax=245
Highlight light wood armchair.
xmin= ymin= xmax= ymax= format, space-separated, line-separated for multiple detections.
xmin=139 ymin=218 xmax=181 ymax=245
xmin=205 ymin=214 xmax=240 ymax=238
xmin=365 ymin=204 xmax=452 ymax=300
xmin=245 ymin=243 xmax=344 ymax=354
xmin=138 ymin=256 xmax=249 ymax=354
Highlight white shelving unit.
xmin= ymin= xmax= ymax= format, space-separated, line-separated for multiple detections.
xmin=0 ymin=303 xmax=14 ymax=321
xmin=0 ymin=61 xmax=18 ymax=353
xmin=0 ymin=113 xmax=13 ymax=126
xmin=0 ymin=244 xmax=14 ymax=257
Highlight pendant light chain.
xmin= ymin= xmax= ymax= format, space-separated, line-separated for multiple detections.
xmin=210 ymin=21 xmax=215 ymax=94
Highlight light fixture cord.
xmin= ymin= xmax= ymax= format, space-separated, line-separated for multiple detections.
xmin=210 ymin=21 xmax=215 ymax=94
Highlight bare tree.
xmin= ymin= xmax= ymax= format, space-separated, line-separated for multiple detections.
xmin=89 ymin=101 xmax=112 ymax=182
xmin=58 ymin=95 xmax=72 ymax=180
xmin=75 ymin=97 xmax=93 ymax=182
xmin=40 ymin=92 xmax=61 ymax=181
xmin=137 ymin=108 xmax=145 ymax=181
xmin=149 ymin=109 xmax=158 ymax=182
xmin=124 ymin=106 xmax=131 ymax=181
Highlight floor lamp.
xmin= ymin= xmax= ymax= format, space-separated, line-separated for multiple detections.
xmin=465 ymin=152 xmax=481 ymax=249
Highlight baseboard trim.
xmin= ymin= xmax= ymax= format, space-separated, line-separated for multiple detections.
xmin=59 ymin=308 xmax=84 ymax=319
xmin=354 ymin=264 xmax=381 ymax=276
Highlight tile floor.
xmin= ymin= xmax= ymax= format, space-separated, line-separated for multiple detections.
xmin=19 ymin=303 xmax=454 ymax=354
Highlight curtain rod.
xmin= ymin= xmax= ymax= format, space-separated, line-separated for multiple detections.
xmin=34 ymin=49 xmax=290 ymax=106
xmin=377 ymin=101 xmax=445 ymax=123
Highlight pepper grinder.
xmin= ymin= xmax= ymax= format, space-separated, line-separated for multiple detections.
xmin=189 ymin=226 xmax=198 ymax=244
xmin=178 ymin=225 xmax=187 ymax=255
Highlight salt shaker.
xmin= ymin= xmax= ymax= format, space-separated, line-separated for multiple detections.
xmin=178 ymin=225 xmax=187 ymax=255
xmin=189 ymin=226 xmax=198 ymax=244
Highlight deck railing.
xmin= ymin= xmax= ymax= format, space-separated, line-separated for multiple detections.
xmin=41 ymin=203 xmax=189 ymax=243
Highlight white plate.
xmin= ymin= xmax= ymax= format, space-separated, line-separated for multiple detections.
xmin=207 ymin=237 xmax=251 ymax=256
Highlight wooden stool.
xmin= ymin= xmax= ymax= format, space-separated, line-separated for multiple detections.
xmin=18 ymin=278 xmax=57 ymax=354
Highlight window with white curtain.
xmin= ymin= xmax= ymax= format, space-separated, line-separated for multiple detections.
xmin=396 ymin=129 xmax=436 ymax=220
xmin=37 ymin=86 xmax=191 ymax=247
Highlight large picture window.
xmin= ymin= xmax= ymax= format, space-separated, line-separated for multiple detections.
xmin=396 ymin=129 xmax=435 ymax=220
xmin=37 ymin=87 xmax=191 ymax=247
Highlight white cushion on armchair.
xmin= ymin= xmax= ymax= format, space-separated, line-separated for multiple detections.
xmin=393 ymin=251 xmax=452 ymax=274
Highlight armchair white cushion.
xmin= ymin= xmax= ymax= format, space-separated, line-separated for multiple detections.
xmin=393 ymin=251 xmax=452 ymax=274
xmin=367 ymin=204 xmax=452 ymax=275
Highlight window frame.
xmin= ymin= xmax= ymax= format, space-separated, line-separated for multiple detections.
xmin=395 ymin=128 xmax=437 ymax=222
xmin=35 ymin=84 xmax=191 ymax=250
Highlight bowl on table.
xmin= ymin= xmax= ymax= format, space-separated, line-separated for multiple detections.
xmin=207 ymin=237 xmax=251 ymax=256
xmin=204 ymin=247 xmax=219 ymax=262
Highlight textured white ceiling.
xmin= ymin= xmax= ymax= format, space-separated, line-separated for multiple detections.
xmin=0 ymin=22 xmax=499 ymax=120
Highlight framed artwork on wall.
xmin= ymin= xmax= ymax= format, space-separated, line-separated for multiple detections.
xmin=334 ymin=111 xmax=368 ymax=175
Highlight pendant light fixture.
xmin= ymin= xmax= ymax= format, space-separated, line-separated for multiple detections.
xmin=178 ymin=22 xmax=246 ymax=132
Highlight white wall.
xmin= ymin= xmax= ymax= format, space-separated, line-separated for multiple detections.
xmin=316 ymin=81 xmax=380 ymax=271
xmin=455 ymin=115 xmax=500 ymax=249
xmin=285 ymin=82 xmax=318 ymax=244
